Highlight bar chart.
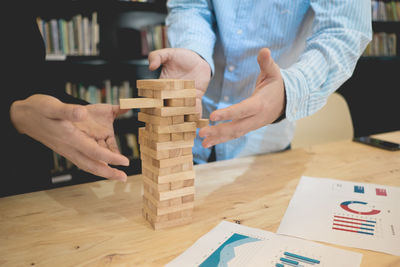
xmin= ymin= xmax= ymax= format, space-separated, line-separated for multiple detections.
xmin=332 ymin=215 xmax=376 ymax=236
xmin=277 ymin=176 xmax=400 ymax=256
xmin=275 ymin=251 xmax=321 ymax=267
xmin=166 ymin=220 xmax=363 ymax=267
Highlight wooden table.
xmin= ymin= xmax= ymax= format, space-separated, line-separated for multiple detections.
xmin=1 ymin=131 xmax=400 ymax=266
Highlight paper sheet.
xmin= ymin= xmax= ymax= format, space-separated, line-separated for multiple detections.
xmin=166 ymin=220 xmax=362 ymax=267
xmin=277 ymin=176 xmax=400 ymax=256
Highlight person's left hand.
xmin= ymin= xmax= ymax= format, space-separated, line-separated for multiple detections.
xmin=198 ymin=48 xmax=286 ymax=148
xmin=73 ymin=103 xmax=127 ymax=154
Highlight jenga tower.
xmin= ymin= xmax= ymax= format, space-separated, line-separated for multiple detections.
xmin=119 ymin=79 xmax=209 ymax=230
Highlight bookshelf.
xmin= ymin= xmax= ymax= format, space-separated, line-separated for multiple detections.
xmin=364 ymin=1 xmax=400 ymax=57
xmin=36 ymin=0 xmax=168 ymax=187
xmin=337 ymin=3 xmax=400 ymax=137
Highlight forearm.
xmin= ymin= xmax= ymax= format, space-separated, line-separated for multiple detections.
xmin=281 ymin=0 xmax=372 ymax=121
xmin=166 ymin=0 xmax=217 ymax=74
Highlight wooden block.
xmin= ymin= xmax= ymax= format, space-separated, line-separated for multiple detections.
xmin=141 ymin=153 xmax=193 ymax=168
xmin=139 ymin=88 xmax=197 ymax=99
xmin=165 ymin=99 xmax=185 ymax=107
xmin=140 ymin=144 xmax=189 ymax=160
xmin=142 ymin=175 xmax=171 ymax=192
xmin=139 ymin=130 xmax=194 ymax=149
xmin=142 ymin=205 xmax=169 ymax=223
xmin=172 ymin=115 xmax=184 ymax=124
xmin=138 ymin=112 xmax=173 ymax=126
xmin=143 ymin=173 xmax=195 ymax=201
xmin=143 ymin=208 xmax=193 ymax=230
xmin=184 ymin=98 xmax=196 ymax=107
xmin=141 ymin=108 xmax=155 ymax=115
xmin=143 ymin=175 xmax=193 ymax=193
xmin=150 ymin=106 xmax=197 ymax=117
xmin=138 ymin=88 xmax=153 ymax=98
xmin=181 ymin=162 xmax=193 ymax=171
xmin=168 ymin=210 xmax=183 ymax=220
xmin=182 ymin=194 xmax=195 ymax=203
xmin=169 ymin=197 xmax=183 ymax=206
xmin=137 ymin=79 xmax=195 ymax=90
xmin=139 ymin=127 xmax=170 ymax=142
xmin=171 ymin=132 xmax=184 ymax=141
xmin=182 ymin=147 xmax=193 ymax=155
xmin=143 ymin=190 xmax=181 ymax=208
xmin=158 ymin=186 xmax=195 ymax=201
xmin=142 ymin=169 xmax=195 ymax=184
xmin=184 ymin=113 xmax=200 ymax=122
xmin=150 ymin=122 xmax=197 ymax=134
xmin=140 ymin=145 xmax=171 ymax=160
xmin=120 ymin=98 xmax=163 ymax=109
xmin=184 ymin=132 xmax=197 ymax=141
xmin=141 ymin=158 xmax=191 ymax=176
xmin=170 ymin=181 xmax=185 ymax=190
xmin=168 ymin=148 xmax=184 ymax=158
xmin=183 ymin=179 xmax=195 ymax=187
xmin=154 ymin=89 xmax=197 ymax=99
xmin=143 ymin=193 xmax=194 ymax=216
xmin=196 ymin=119 xmax=209 ymax=128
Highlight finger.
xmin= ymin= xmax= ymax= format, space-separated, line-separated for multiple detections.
xmin=257 ymin=48 xmax=281 ymax=84
xmin=97 ymin=139 xmax=108 ymax=149
xmin=148 ymin=48 xmax=173 ymax=71
xmin=71 ymin=150 xmax=127 ymax=182
xmin=257 ymin=48 xmax=274 ymax=76
xmin=200 ymin=117 xmax=258 ymax=148
xmin=209 ymin=96 xmax=261 ymax=122
xmin=41 ymin=97 xmax=87 ymax=122
xmin=110 ymin=104 xmax=128 ymax=118
xmin=106 ymin=136 xmax=122 ymax=154
xmin=72 ymin=130 xmax=129 ymax=166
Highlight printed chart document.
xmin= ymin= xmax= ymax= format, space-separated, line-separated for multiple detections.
xmin=166 ymin=220 xmax=362 ymax=267
xmin=277 ymin=176 xmax=400 ymax=256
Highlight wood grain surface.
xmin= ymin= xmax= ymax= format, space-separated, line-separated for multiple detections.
xmin=0 ymin=131 xmax=399 ymax=266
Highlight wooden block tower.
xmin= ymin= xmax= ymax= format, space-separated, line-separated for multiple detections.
xmin=119 ymin=79 xmax=209 ymax=230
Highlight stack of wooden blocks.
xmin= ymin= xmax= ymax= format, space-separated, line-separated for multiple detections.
xmin=120 ymin=79 xmax=209 ymax=230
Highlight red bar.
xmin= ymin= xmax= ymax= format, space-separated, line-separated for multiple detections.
xmin=332 ymin=227 xmax=358 ymax=233
xmin=334 ymin=215 xmax=374 ymax=223
xmin=333 ymin=223 xmax=362 ymax=230
xmin=334 ymin=219 xmax=364 ymax=225
xmin=376 ymin=188 xmax=387 ymax=196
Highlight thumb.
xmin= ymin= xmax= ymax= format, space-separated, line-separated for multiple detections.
xmin=257 ymin=48 xmax=275 ymax=76
xmin=112 ymin=104 xmax=129 ymax=117
xmin=148 ymin=48 xmax=173 ymax=71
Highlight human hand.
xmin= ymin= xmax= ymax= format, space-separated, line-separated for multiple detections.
xmin=199 ymin=48 xmax=286 ymax=148
xmin=10 ymin=94 xmax=129 ymax=181
xmin=148 ymin=48 xmax=211 ymax=116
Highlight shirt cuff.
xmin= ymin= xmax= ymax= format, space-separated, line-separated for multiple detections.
xmin=280 ymin=67 xmax=310 ymax=122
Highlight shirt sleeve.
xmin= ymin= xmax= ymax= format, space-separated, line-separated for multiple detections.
xmin=280 ymin=0 xmax=372 ymax=121
xmin=166 ymin=0 xmax=217 ymax=74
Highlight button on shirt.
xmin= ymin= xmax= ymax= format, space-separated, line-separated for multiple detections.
xmin=166 ymin=0 xmax=372 ymax=164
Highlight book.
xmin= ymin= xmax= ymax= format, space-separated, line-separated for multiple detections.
xmin=50 ymin=19 xmax=60 ymax=54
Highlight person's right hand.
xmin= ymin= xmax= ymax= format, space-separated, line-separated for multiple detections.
xmin=148 ymin=48 xmax=211 ymax=116
xmin=10 ymin=94 xmax=129 ymax=181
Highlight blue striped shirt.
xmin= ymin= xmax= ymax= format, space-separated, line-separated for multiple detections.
xmin=166 ymin=0 xmax=372 ymax=163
